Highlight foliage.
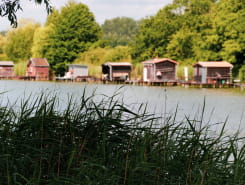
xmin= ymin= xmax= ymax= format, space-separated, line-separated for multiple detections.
xmin=31 ymin=25 xmax=55 ymax=58
xmin=4 ymin=21 xmax=40 ymax=62
xmin=239 ymin=65 xmax=245 ymax=82
xmin=0 ymin=92 xmax=244 ymax=184
xmin=0 ymin=34 xmax=6 ymax=53
xmin=0 ymin=0 xmax=51 ymax=27
xmin=14 ymin=61 xmax=27 ymax=76
xmin=101 ymin=17 xmax=139 ymax=47
xmin=41 ymin=1 xmax=102 ymax=76
xmin=132 ymin=0 xmax=244 ymax=77
xmin=132 ymin=4 xmax=182 ymax=62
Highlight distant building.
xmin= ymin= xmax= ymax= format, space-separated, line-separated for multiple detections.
xmin=27 ymin=58 xmax=49 ymax=80
xmin=102 ymin=62 xmax=132 ymax=81
xmin=0 ymin=61 xmax=14 ymax=78
xmin=193 ymin=61 xmax=233 ymax=84
xmin=142 ymin=58 xmax=178 ymax=82
xmin=65 ymin=64 xmax=88 ymax=79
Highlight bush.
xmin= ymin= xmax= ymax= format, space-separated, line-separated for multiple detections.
xmin=239 ymin=65 xmax=245 ymax=82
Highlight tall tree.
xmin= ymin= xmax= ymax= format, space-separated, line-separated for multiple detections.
xmin=132 ymin=5 xmax=182 ymax=62
xmin=0 ymin=34 xmax=7 ymax=60
xmin=42 ymin=1 xmax=101 ymax=75
xmin=4 ymin=21 xmax=40 ymax=62
xmin=214 ymin=0 xmax=245 ymax=75
xmin=101 ymin=17 xmax=139 ymax=47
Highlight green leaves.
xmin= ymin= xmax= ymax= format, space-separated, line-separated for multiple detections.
xmin=42 ymin=2 xmax=101 ymax=76
xmin=4 ymin=22 xmax=40 ymax=62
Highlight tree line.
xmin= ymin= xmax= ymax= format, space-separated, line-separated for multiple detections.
xmin=0 ymin=0 xmax=244 ymax=80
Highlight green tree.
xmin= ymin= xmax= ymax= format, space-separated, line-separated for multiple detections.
xmin=32 ymin=25 xmax=54 ymax=58
xmin=214 ymin=0 xmax=245 ymax=75
xmin=4 ymin=21 xmax=40 ymax=62
xmin=0 ymin=34 xmax=7 ymax=60
xmin=101 ymin=17 xmax=139 ymax=47
xmin=0 ymin=34 xmax=6 ymax=54
xmin=43 ymin=1 xmax=101 ymax=75
xmin=132 ymin=5 xmax=182 ymax=62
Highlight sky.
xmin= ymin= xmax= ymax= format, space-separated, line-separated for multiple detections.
xmin=0 ymin=0 xmax=173 ymax=31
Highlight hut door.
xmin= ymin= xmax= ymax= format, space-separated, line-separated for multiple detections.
xmin=143 ymin=67 xmax=148 ymax=82
xmin=201 ymin=67 xmax=207 ymax=83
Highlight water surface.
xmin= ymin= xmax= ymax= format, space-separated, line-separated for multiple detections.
xmin=0 ymin=80 xmax=244 ymax=134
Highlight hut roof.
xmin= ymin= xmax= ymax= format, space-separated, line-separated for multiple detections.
xmin=142 ymin=58 xmax=178 ymax=64
xmin=0 ymin=61 xmax=14 ymax=66
xmin=193 ymin=61 xmax=233 ymax=68
xmin=68 ymin=64 xmax=88 ymax=68
xmin=27 ymin=58 xmax=49 ymax=67
xmin=102 ymin=62 xmax=132 ymax=67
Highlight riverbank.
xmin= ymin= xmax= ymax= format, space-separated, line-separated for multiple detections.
xmin=0 ymin=93 xmax=244 ymax=184
xmin=1 ymin=76 xmax=245 ymax=90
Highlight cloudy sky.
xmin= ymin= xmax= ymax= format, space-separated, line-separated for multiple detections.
xmin=0 ymin=0 xmax=173 ymax=31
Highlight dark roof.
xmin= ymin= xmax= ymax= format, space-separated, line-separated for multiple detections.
xmin=69 ymin=64 xmax=88 ymax=68
xmin=142 ymin=58 xmax=178 ymax=64
xmin=102 ymin=62 xmax=132 ymax=67
xmin=0 ymin=61 xmax=14 ymax=66
xmin=28 ymin=58 xmax=49 ymax=67
xmin=193 ymin=61 xmax=233 ymax=68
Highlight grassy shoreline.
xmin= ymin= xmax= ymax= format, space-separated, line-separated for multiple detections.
xmin=0 ymin=93 xmax=244 ymax=184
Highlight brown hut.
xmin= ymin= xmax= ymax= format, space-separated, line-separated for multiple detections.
xmin=142 ymin=58 xmax=178 ymax=82
xmin=27 ymin=58 xmax=49 ymax=80
xmin=193 ymin=61 xmax=233 ymax=84
xmin=0 ymin=61 xmax=14 ymax=78
xmin=102 ymin=62 xmax=132 ymax=81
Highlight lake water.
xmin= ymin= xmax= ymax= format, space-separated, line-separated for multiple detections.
xmin=0 ymin=80 xmax=244 ymax=134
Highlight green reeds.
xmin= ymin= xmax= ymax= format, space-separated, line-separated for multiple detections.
xmin=0 ymin=92 xmax=244 ymax=185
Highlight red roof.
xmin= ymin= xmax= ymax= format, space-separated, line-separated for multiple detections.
xmin=28 ymin=58 xmax=49 ymax=67
xmin=142 ymin=58 xmax=178 ymax=64
xmin=193 ymin=61 xmax=233 ymax=68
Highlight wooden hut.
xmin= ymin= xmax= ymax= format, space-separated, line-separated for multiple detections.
xmin=0 ymin=61 xmax=14 ymax=78
xmin=142 ymin=58 xmax=178 ymax=82
xmin=67 ymin=64 xmax=88 ymax=78
xmin=102 ymin=62 xmax=132 ymax=81
xmin=61 ymin=64 xmax=88 ymax=81
xmin=193 ymin=61 xmax=233 ymax=84
xmin=27 ymin=58 xmax=49 ymax=80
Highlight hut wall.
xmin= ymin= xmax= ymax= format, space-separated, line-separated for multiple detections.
xmin=27 ymin=64 xmax=49 ymax=80
xmin=69 ymin=66 xmax=88 ymax=77
xmin=111 ymin=66 xmax=131 ymax=80
xmin=143 ymin=64 xmax=153 ymax=82
xmin=35 ymin=67 xmax=49 ymax=80
xmin=0 ymin=66 xmax=14 ymax=77
xmin=207 ymin=67 xmax=231 ymax=78
xmin=155 ymin=61 xmax=176 ymax=82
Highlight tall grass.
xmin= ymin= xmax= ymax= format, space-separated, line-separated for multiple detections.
xmin=14 ymin=61 xmax=26 ymax=76
xmin=0 ymin=92 xmax=244 ymax=185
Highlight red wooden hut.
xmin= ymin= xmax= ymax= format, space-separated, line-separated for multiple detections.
xmin=193 ymin=61 xmax=233 ymax=84
xmin=142 ymin=58 xmax=178 ymax=82
xmin=27 ymin=58 xmax=49 ymax=80
xmin=0 ymin=61 xmax=14 ymax=78
xmin=102 ymin=62 xmax=132 ymax=81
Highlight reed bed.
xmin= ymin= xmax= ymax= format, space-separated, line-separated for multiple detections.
xmin=0 ymin=92 xmax=244 ymax=185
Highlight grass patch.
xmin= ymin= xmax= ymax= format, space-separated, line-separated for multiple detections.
xmin=14 ymin=61 xmax=26 ymax=76
xmin=0 ymin=92 xmax=244 ymax=184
